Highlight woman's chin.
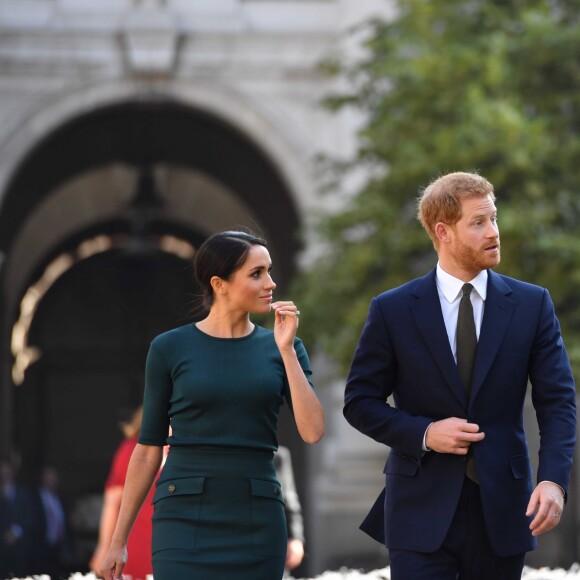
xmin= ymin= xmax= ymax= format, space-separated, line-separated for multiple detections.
xmin=252 ymin=304 xmax=272 ymax=316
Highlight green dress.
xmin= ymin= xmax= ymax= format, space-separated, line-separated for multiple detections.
xmin=138 ymin=323 xmax=314 ymax=580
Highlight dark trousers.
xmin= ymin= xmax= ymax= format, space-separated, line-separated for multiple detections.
xmin=389 ymin=478 xmax=526 ymax=580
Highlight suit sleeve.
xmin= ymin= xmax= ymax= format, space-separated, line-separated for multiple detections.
xmin=343 ymin=297 xmax=432 ymax=460
xmin=530 ymin=289 xmax=576 ymax=495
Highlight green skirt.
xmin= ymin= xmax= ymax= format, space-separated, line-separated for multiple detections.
xmin=151 ymin=446 xmax=287 ymax=580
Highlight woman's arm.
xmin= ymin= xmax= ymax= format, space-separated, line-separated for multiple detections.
xmin=89 ymin=485 xmax=123 ymax=573
xmin=273 ymin=301 xmax=324 ymax=444
xmin=100 ymin=444 xmax=163 ymax=580
xmin=280 ymin=349 xmax=325 ymax=443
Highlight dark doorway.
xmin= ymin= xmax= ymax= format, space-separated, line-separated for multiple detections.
xmin=15 ymin=247 xmax=198 ymax=567
xmin=0 ymin=98 xmax=304 ymax=574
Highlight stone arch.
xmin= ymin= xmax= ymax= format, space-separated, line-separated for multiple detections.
xmin=0 ymin=78 xmax=315 ymax=220
xmin=0 ymin=80 xmax=317 ymax=317
xmin=0 ymin=81 xmax=315 ymax=510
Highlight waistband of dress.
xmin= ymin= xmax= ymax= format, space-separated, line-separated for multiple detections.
xmin=168 ymin=445 xmax=275 ymax=458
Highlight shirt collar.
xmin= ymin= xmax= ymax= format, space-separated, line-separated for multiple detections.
xmin=436 ymin=263 xmax=488 ymax=303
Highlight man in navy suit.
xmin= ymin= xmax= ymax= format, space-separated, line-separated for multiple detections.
xmin=344 ymin=172 xmax=576 ymax=580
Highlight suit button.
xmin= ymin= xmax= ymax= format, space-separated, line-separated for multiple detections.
xmin=458 ymin=456 xmax=467 ymax=463
xmin=168 ymin=484 xmax=176 ymax=493
xmin=273 ymin=487 xmax=280 ymax=496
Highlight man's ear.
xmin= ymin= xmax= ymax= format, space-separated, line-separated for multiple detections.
xmin=210 ymin=275 xmax=226 ymax=295
xmin=434 ymin=222 xmax=452 ymax=244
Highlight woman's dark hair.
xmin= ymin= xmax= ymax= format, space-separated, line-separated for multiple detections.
xmin=193 ymin=230 xmax=268 ymax=315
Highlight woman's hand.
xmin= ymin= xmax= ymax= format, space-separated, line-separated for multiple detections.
xmin=89 ymin=548 xmax=105 ymax=576
xmin=272 ymin=301 xmax=300 ymax=352
xmin=99 ymin=542 xmax=127 ymax=580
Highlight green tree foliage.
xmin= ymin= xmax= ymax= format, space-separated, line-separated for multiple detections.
xmin=294 ymin=0 xmax=580 ymax=379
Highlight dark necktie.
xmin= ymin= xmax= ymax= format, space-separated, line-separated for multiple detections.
xmin=457 ymin=283 xmax=476 ymax=394
xmin=456 ymin=283 xmax=479 ymax=482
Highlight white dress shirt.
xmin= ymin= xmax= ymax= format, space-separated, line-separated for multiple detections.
xmin=435 ymin=263 xmax=488 ymax=360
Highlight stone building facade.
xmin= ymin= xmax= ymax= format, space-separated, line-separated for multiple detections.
xmin=0 ymin=0 xmax=577 ymax=576
xmin=0 ymin=0 xmax=391 ymax=575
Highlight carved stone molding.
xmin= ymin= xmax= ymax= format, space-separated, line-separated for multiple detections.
xmin=120 ymin=3 xmax=182 ymax=76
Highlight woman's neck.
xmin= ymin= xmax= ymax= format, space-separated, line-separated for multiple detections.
xmin=196 ymin=310 xmax=254 ymax=338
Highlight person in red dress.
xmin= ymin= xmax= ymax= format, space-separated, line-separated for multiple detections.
xmin=90 ymin=407 xmax=159 ymax=580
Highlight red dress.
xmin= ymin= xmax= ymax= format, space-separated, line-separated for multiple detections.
xmin=106 ymin=438 xmax=155 ymax=580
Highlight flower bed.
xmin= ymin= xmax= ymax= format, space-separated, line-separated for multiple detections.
xmin=292 ymin=564 xmax=580 ymax=579
xmin=8 ymin=565 xmax=580 ymax=580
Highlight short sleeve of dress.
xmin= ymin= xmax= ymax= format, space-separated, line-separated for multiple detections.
xmin=283 ymin=337 xmax=315 ymax=408
xmin=138 ymin=342 xmax=172 ymax=446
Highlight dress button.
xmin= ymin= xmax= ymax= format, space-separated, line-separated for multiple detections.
xmin=168 ymin=484 xmax=176 ymax=493
xmin=273 ymin=487 xmax=280 ymax=496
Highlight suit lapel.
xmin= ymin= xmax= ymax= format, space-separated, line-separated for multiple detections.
xmin=470 ymin=271 xmax=515 ymax=402
xmin=410 ymin=270 xmax=468 ymax=408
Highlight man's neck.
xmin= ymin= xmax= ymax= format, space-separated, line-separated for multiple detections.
xmin=438 ymin=260 xmax=482 ymax=283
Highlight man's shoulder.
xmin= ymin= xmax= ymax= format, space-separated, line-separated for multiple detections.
xmin=490 ymin=271 xmax=546 ymax=296
xmin=374 ymin=271 xmax=434 ymax=303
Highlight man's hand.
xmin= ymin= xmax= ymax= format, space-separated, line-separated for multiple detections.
xmin=425 ymin=417 xmax=485 ymax=454
xmin=285 ymin=538 xmax=305 ymax=570
xmin=526 ymin=482 xmax=564 ymax=537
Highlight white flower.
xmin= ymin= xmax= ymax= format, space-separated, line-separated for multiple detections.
xmin=8 ymin=565 xmax=580 ymax=580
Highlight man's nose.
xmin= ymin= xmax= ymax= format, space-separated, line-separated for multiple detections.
xmin=487 ymin=220 xmax=499 ymax=237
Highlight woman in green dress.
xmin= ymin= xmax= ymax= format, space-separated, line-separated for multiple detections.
xmin=100 ymin=230 xmax=325 ymax=580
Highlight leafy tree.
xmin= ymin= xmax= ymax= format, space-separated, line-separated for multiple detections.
xmin=294 ymin=0 xmax=580 ymax=380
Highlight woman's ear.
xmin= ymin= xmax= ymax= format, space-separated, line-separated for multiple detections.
xmin=210 ymin=275 xmax=226 ymax=296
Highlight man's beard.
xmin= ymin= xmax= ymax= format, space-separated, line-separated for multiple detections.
xmin=455 ymin=239 xmax=501 ymax=272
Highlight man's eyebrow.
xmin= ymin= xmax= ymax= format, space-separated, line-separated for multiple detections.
xmin=471 ymin=209 xmax=497 ymax=218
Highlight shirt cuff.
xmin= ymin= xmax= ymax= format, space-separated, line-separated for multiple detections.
xmin=422 ymin=423 xmax=433 ymax=452
xmin=538 ymin=480 xmax=565 ymax=496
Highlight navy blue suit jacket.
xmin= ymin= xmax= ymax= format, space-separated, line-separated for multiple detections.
xmin=344 ymin=269 xmax=576 ymax=557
